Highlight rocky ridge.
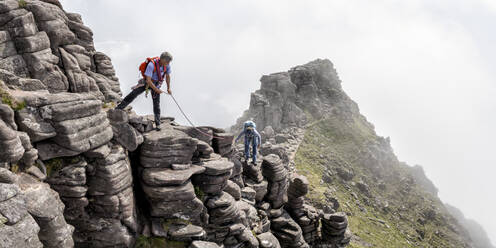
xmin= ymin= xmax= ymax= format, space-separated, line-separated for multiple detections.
xmin=0 ymin=1 xmax=350 ymax=247
xmin=232 ymin=58 xmax=492 ymax=247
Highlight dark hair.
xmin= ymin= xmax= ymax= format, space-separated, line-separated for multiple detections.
xmin=160 ymin=51 xmax=173 ymax=61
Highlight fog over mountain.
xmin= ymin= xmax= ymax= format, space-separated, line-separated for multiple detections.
xmin=60 ymin=0 xmax=496 ymax=245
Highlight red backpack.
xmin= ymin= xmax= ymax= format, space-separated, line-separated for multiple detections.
xmin=138 ymin=57 xmax=164 ymax=82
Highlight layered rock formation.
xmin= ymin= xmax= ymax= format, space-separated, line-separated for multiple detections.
xmin=0 ymin=0 xmax=488 ymax=247
xmin=232 ymin=58 xmax=486 ymax=247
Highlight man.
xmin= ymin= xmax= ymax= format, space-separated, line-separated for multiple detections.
xmin=116 ymin=51 xmax=173 ymax=131
xmin=235 ymin=121 xmax=262 ymax=164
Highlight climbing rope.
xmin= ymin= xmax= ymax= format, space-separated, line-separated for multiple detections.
xmin=169 ymin=93 xmax=231 ymax=140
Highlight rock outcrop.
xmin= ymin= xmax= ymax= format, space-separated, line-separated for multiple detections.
xmin=0 ymin=2 xmax=351 ymax=247
xmin=0 ymin=0 xmax=485 ymax=247
xmin=231 ymin=57 xmax=482 ymax=247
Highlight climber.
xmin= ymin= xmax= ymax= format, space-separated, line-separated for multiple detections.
xmin=235 ymin=121 xmax=262 ymax=164
xmin=115 ymin=51 xmax=173 ymax=131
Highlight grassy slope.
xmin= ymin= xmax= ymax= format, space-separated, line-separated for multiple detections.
xmin=294 ymin=115 xmax=467 ymax=248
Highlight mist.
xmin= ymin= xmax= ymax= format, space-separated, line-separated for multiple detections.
xmin=60 ymin=0 xmax=496 ymax=244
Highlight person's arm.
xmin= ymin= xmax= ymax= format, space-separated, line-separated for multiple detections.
xmin=146 ymin=76 xmax=162 ymax=94
xmin=144 ymin=62 xmax=163 ymax=94
xmin=235 ymin=130 xmax=245 ymax=143
xmin=165 ymin=74 xmax=171 ymax=94
xmin=255 ymin=130 xmax=261 ymax=148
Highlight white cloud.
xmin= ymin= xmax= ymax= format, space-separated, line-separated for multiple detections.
xmin=61 ymin=0 xmax=496 ymax=244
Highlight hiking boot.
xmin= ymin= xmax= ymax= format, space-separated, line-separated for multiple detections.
xmin=155 ymin=121 xmax=161 ymax=131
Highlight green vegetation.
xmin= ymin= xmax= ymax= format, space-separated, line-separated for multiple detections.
xmin=294 ymin=116 xmax=468 ymax=248
xmin=0 ymin=214 xmax=7 ymax=227
xmin=102 ymin=101 xmax=116 ymax=109
xmin=0 ymin=86 xmax=25 ymax=111
xmin=44 ymin=158 xmax=64 ymax=177
xmin=18 ymin=0 xmax=27 ymax=8
xmin=10 ymin=164 xmax=19 ymax=173
xmin=161 ymin=218 xmax=191 ymax=234
xmin=194 ymin=186 xmax=205 ymax=201
xmin=134 ymin=236 xmax=187 ymax=248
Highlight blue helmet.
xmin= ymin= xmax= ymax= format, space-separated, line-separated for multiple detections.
xmin=243 ymin=121 xmax=256 ymax=131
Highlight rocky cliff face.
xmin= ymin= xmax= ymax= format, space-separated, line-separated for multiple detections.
xmin=445 ymin=204 xmax=495 ymax=248
xmin=232 ymin=59 xmax=492 ymax=247
xmin=0 ymin=1 xmax=351 ymax=248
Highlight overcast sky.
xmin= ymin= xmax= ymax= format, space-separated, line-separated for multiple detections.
xmin=60 ymin=0 xmax=496 ymax=244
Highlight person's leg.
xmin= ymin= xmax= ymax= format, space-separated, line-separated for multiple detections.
xmin=116 ymin=86 xmax=145 ymax=109
xmin=152 ymin=91 xmax=161 ymax=127
xmin=252 ymin=138 xmax=258 ymax=164
xmin=244 ymin=138 xmax=250 ymax=161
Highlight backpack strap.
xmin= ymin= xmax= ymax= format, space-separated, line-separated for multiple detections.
xmin=151 ymin=58 xmax=165 ymax=82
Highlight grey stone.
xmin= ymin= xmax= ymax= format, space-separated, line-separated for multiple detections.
xmin=189 ymin=240 xmax=221 ymax=248
xmin=257 ymin=232 xmax=281 ymax=248
xmin=241 ymin=187 xmax=257 ymax=202
xmin=107 ymin=108 xmax=128 ymax=124
xmin=22 ymin=48 xmax=69 ymax=93
xmin=37 ymin=19 xmax=75 ymax=48
xmin=0 ymin=190 xmax=25 ymax=224
xmin=270 ymin=210 xmax=309 ymax=248
xmin=149 ymin=197 xmax=204 ymax=219
xmin=223 ymin=180 xmax=241 ymax=200
xmin=168 ymin=224 xmax=205 ymax=241
xmin=245 ymin=179 xmax=268 ymax=202
xmin=0 ymin=119 xmax=24 ymax=163
xmin=59 ymin=47 xmax=96 ymax=93
xmin=0 ymin=55 xmax=29 ymax=77
xmin=201 ymin=158 xmax=234 ymax=175
xmin=72 ymin=218 xmax=133 ymax=247
xmin=24 ymin=0 xmax=66 ymax=22
xmin=16 ymin=107 xmax=56 ymax=142
xmin=0 ymin=31 xmax=11 ymax=44
xmin=39 ymin=99 xmax=102 ymax=121
xmin=140 ymin=128 xmax=198 ymax=167
xmin=0 ymin=41 xmax=16 ymax=59
xmin=206 ymin=191 xmax=235 ymax=209
xmin=336 ymin=167 xmax=354 ymax=181
xmin=17 ymin=173 xmax=75 ymax=247
xmin=4 ymin=12 xmax=38 ymax=37
xmin=0 ymin=103 xmax=16 ymax=129
xmin=142 ymin=165 xmax=205 ymax=186
xmin=0 ymin=168 xmax=17 ymax=184
xmin=111 ymin=122 xmax=143 ymax=152
xmin=83 ymin=144 xmax=111 ymax=158
xmin=14 ymin=31 xmax=50 ymax=53
xmin=0 ymin=0 xmax=19 ymax=14
xmin=86 ymin=70 xmax=121 ymax=102
xmin=262 ymin=154 xmax=287 ymax=182
xmin=93 ymin=52 xmax=116 ymax=77
xmin=0 ymin=214 xmax=43 ymax=248
xmin=87 ymin=161 xmax=132 ymax=196
xmin=63 ymin=45 xmax=91 ymax=71
xmin=288 ymin=174 xmax=309 ymax=199
xmin=0 ymin=8 xmax=27 ymax=27
xmin=193 ymin=171 xmax=231 ymax=185
xmin=237 ymin=228 xmax=259 ymax=248
xmin=26 ymin=166 xmax=46 ymax=181
xmin=36 ymin=141 xmax=79 ymax=160
xmin=142 ymin=180 xmax=196 ymax=201
xmin=172 ymin=164 xmax=191 ymax=170
xmin=0 ymin=69 xmax=46 ymax=91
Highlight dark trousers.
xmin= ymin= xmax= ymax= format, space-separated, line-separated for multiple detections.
xmin=116 ymin=85 xmax=161 ymax=126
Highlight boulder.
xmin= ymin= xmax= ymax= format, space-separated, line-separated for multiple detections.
xmin=18 ymin=173 xmax=74 ymax=247
xmin=257 ymin=232 xmax=281 ymax=248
